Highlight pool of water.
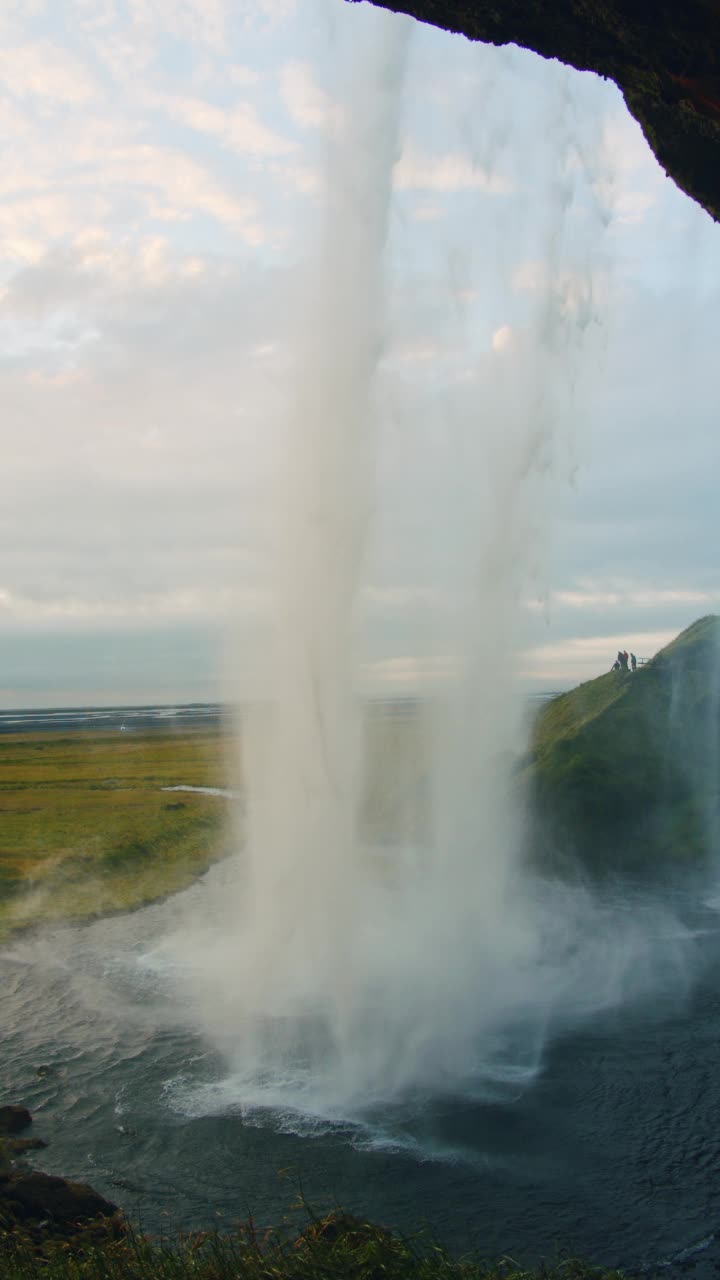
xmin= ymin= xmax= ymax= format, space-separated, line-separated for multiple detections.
xmin=3 ymin=867 xmax=720 ymax=1276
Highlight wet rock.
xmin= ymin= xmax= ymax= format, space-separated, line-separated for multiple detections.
xmin=0 ymin=1169 xmax=121 ymax=1238
xmin=0 ymin=1106 xmax=125 ymax=1244
xmin=5 ymin=1138 xmax=48 ymax=1156
xmin=0 ymin=1106 xmax=32 ymax=1136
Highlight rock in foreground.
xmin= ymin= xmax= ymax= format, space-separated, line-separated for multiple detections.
xmin=0 ymin=1107 xmax=122 ymax=1245
xmin=0 ymin=1169 xmax=120 ymax=1239
xmin=0 ymin=1107 xmax=32 ymax=1137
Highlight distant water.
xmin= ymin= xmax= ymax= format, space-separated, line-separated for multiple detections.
xmin=0 ymin=703 xmax=227 ymax=734
xmin=0 ymin=694 xmax=561 ymax=736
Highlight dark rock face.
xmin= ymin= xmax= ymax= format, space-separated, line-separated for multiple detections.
xmin=0 ymin=1108 xmax=123 ymax=1246
xmin=0 ymin=1106 xmax=32 ymax=1137
xmin=0 ymin=1170 xmax=120 ymax=1238
xmin=0 ymin=1172 xmax=117 ymax=1228
xmin=4 ymin=1138 xmax=48 ymax=1155
xmin=359 ymin=0 xmax=720 ymax=222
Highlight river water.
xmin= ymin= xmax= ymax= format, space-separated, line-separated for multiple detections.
xmin=4 ymin=858 xmax=720 ymax=1275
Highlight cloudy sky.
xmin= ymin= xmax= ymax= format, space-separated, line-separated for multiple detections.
xmin=1 ymin=0 xmax=719 ymax=707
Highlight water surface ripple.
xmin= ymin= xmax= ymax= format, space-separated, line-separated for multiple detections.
xmin=3 ymin=876 xmax=720 ymax=1277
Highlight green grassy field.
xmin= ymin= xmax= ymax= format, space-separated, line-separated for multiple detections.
xmin=0 ymin=727 xmax=236 ymax=942
xmin=525 ymin=615 xmax=720 ymax=871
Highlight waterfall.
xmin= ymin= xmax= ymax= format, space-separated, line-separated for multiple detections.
xmin=167 ymin=8 xmax=670 ymax=1121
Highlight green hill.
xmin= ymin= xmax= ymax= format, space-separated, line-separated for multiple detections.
xmin=526 ymin=616 xmax=720 ymax=872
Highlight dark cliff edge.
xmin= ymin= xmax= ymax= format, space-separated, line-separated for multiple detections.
xmin=524 ymin=615 xmax=720 ymax=875
xmin=359 ymin=0 xmax=720 ymax=223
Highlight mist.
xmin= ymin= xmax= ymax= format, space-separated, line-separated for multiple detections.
xmin=148 ymin=9 xmax=701 ymax=1128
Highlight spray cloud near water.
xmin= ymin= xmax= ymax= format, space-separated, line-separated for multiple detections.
xmin=172 ymin=8 xmax=694 ymax=1123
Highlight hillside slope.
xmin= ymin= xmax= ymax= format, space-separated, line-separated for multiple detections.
xmin=526 ymin=616 xmax=720 ymax=872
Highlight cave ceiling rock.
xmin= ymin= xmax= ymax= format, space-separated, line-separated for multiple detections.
xmin=358 ymin=0 xmax=720 ymax=222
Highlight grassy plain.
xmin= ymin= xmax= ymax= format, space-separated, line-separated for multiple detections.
xmin=0 ymin=704 xmax=431 ymax=943
xmin=0 ymin=727 xmax=235 ymax=942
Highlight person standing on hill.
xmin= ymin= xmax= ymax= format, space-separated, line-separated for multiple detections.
xmin=630 ymin=652 xmax=637 ymax=672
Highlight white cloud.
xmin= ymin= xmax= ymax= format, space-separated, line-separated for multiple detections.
xmin=0 ymin=585 xmax=242 ymax=629
xmin=277 ymin=161 xmax=321 ymax=194
xmin=510 ymin=259 xmax=602 ymax=325
xmin=228 ymin=64 xmax=260 ymax=87
xmin=512 ymin=261 xmax=600 ymax=303
xmin=521 ymin=630 xmax=677 ymax=684
xmin=410 ymin=203 xmax=444 ymax=223
xmin=147 ymin=91 xmax=297 ymax=157
xmin=602 ymin=110 xmax=660 ymax=178
xmin=535 ymin=586 xmax=720 ymax=612
xmin=491 ymin=324 xmax=513 ymax=352
xmin=0 ymin=0 xmax=716 ymax=709
xmin=592 ymin=110 xmax=664 ymax=225
xmin=395 ymin=145 xmax=513 ymax=194
xmin=610 ymin=189 xmax=657 ymax=226
xmin=511 ymin=261 xmax=546 ymax=293
xmin=103 ymin=142 xmax=263 ymax=231
xmin=0 ymin=195 xmax=104 ymax=265
xmin=25 ymin=367 xmax=88 ymax=388
xmin=362 ymin=586 xmax=448 ymax=613
xmin=279 ymin=59 xmax=334 ymax=129
xmin=0 ymin=95 xmax=34 ymax=137
xmin=0 ymin=96 xmax=268 ymax=263
xmin=0 ymin=42 xmax=98 ymax=103
xmin=249 ymin=0 xmax=298 ymax=24
xmin=126 ymin=0 xmax=228 ymax=53
xmin=389 ymin=337 xmax=446 ymax=365
xmin=361 ymin=654 xmax=460 ymax=692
